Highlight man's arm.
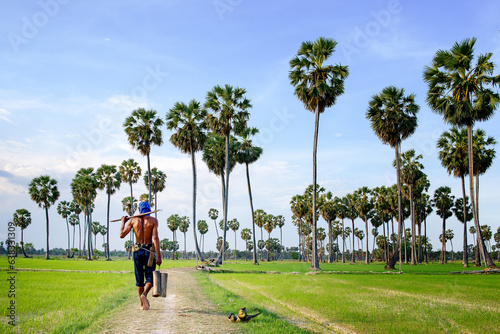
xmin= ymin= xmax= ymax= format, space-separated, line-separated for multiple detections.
xmin=119 ymin=216 xmax=133 ymax=239
xmin=152 ymin=221 xmax=162 ymax=266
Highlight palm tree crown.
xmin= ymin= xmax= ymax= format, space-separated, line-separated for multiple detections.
xmin=289 ymin=37 xmax=349 ymax=113
xmin=123 ymin=108 xmax=163 ymax=203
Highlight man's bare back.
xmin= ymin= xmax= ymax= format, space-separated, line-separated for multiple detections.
xmin=121 ymin=215 xmax=157 ymax=245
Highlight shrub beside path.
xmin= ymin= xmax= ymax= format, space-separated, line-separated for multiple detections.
xmin=101 ymin=267 xmax=238 ymax=334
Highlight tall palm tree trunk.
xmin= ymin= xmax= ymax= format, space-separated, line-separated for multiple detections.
xmin=410 ymin=187 xmax=417 ymax=265
xmin=372 ymin=228 xmax=376 ymax=262
xmin=386 ymin=144 xmax=402 ymax=269
xmin=87 ymin=209 xmax=92 ymax=260
xmin=106 ymin=193 xmax=111 ymax=261
xmin=147 ymin=153 xmax=152 ymax=205
xmin=467 ymin=125 xmax=495 ymax=267
xmin=382 ymin=219 xmax=387 ymax=261
xmin=21 ymin=230 xmax=28 ymax=258
xmin=45 ymin=206 xmax=50 ymax=260
xmin=82 ymin=215 xmax=86 ymax=258
xmin=341 ymin=219 xmax=346 ymax=263
xmin=364 ymin=218 xmax=369 ymax=264
xmin=424 ymin=216 xmax=428 ymax=263
xmin=328 ymin=220 xmax=334 ymax=263
xmin=461 ymin=176 xmax=469 ymax=267
xmin=216 ymin=134 xmax=231 ymax=266
xmin=128 ymin=182 xmax=134 ymax=259
xmin=191 ymin=148 xmax=204 ymax=262
xmin=65 ymin=217 xmax=70 ymax=257
xmin=260 ymin=227 xmax=264 ymax=261
xmin=441 ymin=216 xmax=446 ymax=264
xmin=310 ymin=105 xmax=320 ymax=270
xmin=280 ymin=227 xmax=283 ymax=261
xmin=351 ymin=219 xmax=356 ymax=263
xmin=403 ymin=220 xmax=407 ymax=264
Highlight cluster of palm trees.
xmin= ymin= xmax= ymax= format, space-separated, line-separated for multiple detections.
xmin=16 ymin=36 xmax=499 ymax=269
xmin=21 ymin=81 xmax=265 ymax=262
xmin=160 ymin=207 xmax=285 ymax=262
xmin=291 ymin=36 xmax=498 ymax=270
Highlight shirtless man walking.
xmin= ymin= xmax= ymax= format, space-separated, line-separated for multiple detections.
xmin=120 ymin=201 xmax=162 ymax=310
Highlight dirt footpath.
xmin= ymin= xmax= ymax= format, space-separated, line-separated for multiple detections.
xmin=103 ymin=268 xmax=237 ymax=334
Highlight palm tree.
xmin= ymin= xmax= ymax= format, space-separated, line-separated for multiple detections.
xmin=344 ymin=193 xmax=358 ymax=263
xmin=91 ymin=221 xmax=101 ymax=253
xmin=240 ymin=228 xmax=252 ymax=260
xmin=480 ymin=225 xmax=493 ymax=252
xmin=432 ymin=186 xmax=455 ymax=264
xmin=333 ymin=196 xmax=348 ymax=263
xmin=208 ymin=208 xmax=220 ymax=239
xmin=228 ymin=218 xmax=240 ymax=259
xmin=178 ymin=216 xmax=190 ymax=259
xmin=290 ymin=195 xmax=308 ymax=261
xmin=373 ymin=186 xmax=390 ymax=261
xmin=124 ymin=240 xmax=133 ymax=255
xmin=453 ymin=196 xmax=473 ymax=265
xmin=370 ymin=215 xmax=383 ymax=261
xmin=423 ymin=37 xmax=499 ymax=268
xmin=167 ymin=99 xmax=207 ymax=262
xmin=274 ymin=215 xmax=285 ymax=260
xmin=366 ymin=86 xmax=419 ymax=269
xmin=203 ymin=134 xmax=240 ymax=209
xmin=119 ymin=159 xmax=141 ymax=214
xmin=445 ymin=229 xmax=455 ymax=261
xmin=13 ymin=209 xmax=31 ymax=258
xmin=57 ymin=200 xmax=72 ymax=257
xmin=29 ymin=175 xmax=60 ymax=259
xmin=437 ymin=126 xmax=469 ymax=267
xmin=398 ymin=149 xmax=424 ymax=265
xmin=254 ymin=209 xmax=266 ymax=261
xmin=144 ymin=167 xmax=167 ymax=218
xmin=289 ymin=37 xmax=349 ymax=271
xmin=71 ymin=168 xmax=98 ymax=260
xmin=167 ymin=214 xmax=181 ymax=258
xmin=96 ymin=164 xmax=121 ymax=261
xmin=70 ymin=200 xmax=82 ymax=257
xmin=197 ymin=220 xmax=208 ymax=254
xmin=68 ymin=213 xmax=78 ymax=255
xmin=121 ymin=196 xmax=138 ymax=216
xmin=354 ymin=187 xmax=374 ymax=264
xmin=205 ymin=84 xmax=251 ymax=265
xmin=494 ymin=227 xmax=500 ymax=261
xmin=235 ymin=126 xmax=263 ymax=265
xmin=123 ymin=108 xmax=163 ymax=203
xmin=263 ymin=214 xmax=275 ymax=261
xmin=119 ymin=159 xmax=141 ymax=248
xmin=319 ymin=192 xmax=337 ymax=263
xmin=472 ymin=129 xmax=496 ymax=222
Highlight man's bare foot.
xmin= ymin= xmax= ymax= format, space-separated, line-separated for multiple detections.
xmin=140 ymin=294 xmax=149 ymax=310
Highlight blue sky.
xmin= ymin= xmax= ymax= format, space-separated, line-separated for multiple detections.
xmin=1 ymin=0 xmax=499 ymax=256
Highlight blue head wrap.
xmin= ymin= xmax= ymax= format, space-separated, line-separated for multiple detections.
xmin=138 ymin=201 xmax=151 ymax=216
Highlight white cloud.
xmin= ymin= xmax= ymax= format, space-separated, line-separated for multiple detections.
xmin=0 ymin=108 xmax=12 ymax=122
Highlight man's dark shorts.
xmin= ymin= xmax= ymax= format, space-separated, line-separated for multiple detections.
xmin=133 ymin=244 xmax=155 ymax=287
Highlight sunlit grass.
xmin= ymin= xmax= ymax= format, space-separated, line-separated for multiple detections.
xmin=196 ymin=271 xmax=311 ymax=333
xmin=207 ymin=265 xmax=500 ymax=333
xmin=0 ymin=270 xmax=132 ymax=333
